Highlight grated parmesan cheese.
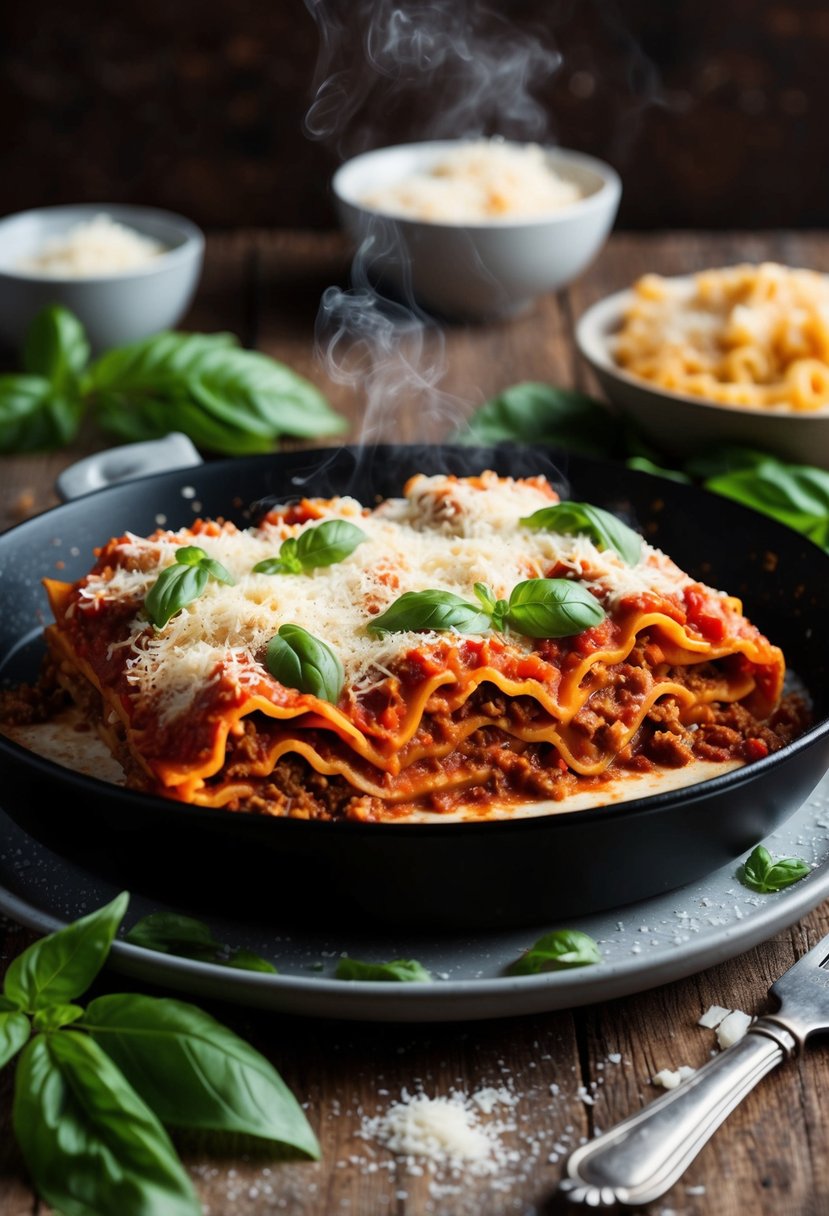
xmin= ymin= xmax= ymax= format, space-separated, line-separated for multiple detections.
xmin=652 ymin=1065 xmax=696 ymax=1090
xmin=361 ymin=138 xmax=584 ymax=223
xmin=19 ymin=213 xmax=165 ymax=277
xmin=360 ymin=1087 xmax=518 ymax=1177
xmin=76 ymin=472 xmax=696 ymax=725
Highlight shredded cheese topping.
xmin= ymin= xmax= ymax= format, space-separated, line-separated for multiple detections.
xmin=78 ymin=472 xmax=694 ymax=725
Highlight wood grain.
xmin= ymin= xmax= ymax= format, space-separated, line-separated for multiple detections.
xmin=1 ymin=228 xmax=828 ymax=1216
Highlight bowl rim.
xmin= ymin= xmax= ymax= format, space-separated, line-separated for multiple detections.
xmin=331 ymin=139 xmax=622 ymax=231
xmin=575 ymin=281 xmax=829 ymax=422
xmin=0 ymin=202 xmax=205 ymax=285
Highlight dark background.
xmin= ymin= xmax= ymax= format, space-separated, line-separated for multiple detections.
xmin=1 ymin=0 xmax=826 ymax=231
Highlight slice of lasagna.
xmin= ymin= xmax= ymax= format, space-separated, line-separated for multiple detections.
xmin=40 ymin=472 xmax=805 ymax=821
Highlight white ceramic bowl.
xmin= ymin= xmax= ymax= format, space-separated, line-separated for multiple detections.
xmin=0 ymin=203 xmax=204 ymax=352
xmin=332 ymin=141 xmax=621 ymax=320
xmin=576 ymin=284 xmax=829 ymax=470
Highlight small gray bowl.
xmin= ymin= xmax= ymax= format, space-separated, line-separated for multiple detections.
xmin=0 ymin=203 xmax=205 ymax=353
xmin=332 ymin=140 xmax=621 ymax=321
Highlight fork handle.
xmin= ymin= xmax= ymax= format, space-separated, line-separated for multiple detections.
xmin=560 ymin=1018 xmax=796 ymax=1207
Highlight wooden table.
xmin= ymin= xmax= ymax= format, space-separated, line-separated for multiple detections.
xmin=2 ymin=230 xmax=828 ymax=1216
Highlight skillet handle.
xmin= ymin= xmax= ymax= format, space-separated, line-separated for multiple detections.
xmin=56 ymin=433 xmax=202 ymax=501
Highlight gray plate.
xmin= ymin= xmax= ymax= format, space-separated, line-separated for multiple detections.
xmin=2 ymin=774 xmax=829 ymax=1023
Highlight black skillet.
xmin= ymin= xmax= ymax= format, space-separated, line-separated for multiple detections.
xmin=1 ymin=444 xmax=828 ymax=931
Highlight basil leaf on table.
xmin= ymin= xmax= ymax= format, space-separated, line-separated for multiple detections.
xmin=254 ymin=519 xmax=367 ymax=575
xmin=459 ymin=381 xmax=623 ymax=457
xmin=368 ymin=589 xmax=492 ymax=636
xmin=521 ymin=501 xmax=642 ymax=566
xmin=504 ymin=579 xmax=606 ymax=638
xmin=145 ymin=545 xmax=235 ymax=629
xmin=0 ymin=375 xmax=84 ymax=452
xmin=0 ymin=1011 xmax=30 ymax=1070
xmin=335 ymin=957 xmax=433 ymax=983
xmin=85 ymin=331 xmax=346 ymax=454
xmin=266 ymin=623 xmax=344 ymax=702
xmin=84 ymin=994 xmax=320 ymax=1156
xmin=125 ymin=911 xmax=276 ymax=973
xmin=509 ymin=930 xmax=602 ymax=975
xmin=13 ymin=1032 xmax=201 ymax=1216
xmin=3 ymin=891 xmax=128 ymax=1012
xmin=705 ymin=460 xmax=829 ymax=549
xmin=23 ymin=304 xmax=90 ymax=391
xmin=738 ymin=845 xmax=810 ymax=894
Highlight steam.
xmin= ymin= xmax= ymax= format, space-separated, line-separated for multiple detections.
xmin=303 ymin=1 xmax=568 ymax=447
xmin=304 ymin=0 xmax=562 ymax=149
xmin=314 ymin=219 xmax=466 ymax=445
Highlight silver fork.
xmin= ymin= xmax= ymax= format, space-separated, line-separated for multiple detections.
xmin=560 ymin=930 xmax=829 ymax=1206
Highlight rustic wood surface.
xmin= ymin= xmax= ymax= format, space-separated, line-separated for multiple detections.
xmin=1 ymin=229 xmax=828 ymax=1216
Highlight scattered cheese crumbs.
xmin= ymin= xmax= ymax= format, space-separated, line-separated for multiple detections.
xmin=651 ymin=1065 xmax=696 ymax=1090
xmin=697 ymin=1004 xmax=731 ymax=1029
xmin=716 ymin=1010 xmax=752 ymax=1049
xmin=360 ymin=1088 xmax=517 ymax=1178
xmin=606 ymin=1052 xmax=622 ymax=1065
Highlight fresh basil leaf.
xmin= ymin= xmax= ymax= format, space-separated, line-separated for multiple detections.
xmin=473 ymin=582 xmax=497 ymax=613
xmin=626 ymin=456 xmax=691 ymax=484
xmin=145 ymin=562 xmax=208 ymax=629
xmin=509 ymin=929 xmax=601 ymax=975
xmin=705 ymin=460 xmax=829 ymax=549
xmin=23 ymin=305 xmax=90 ymax=391
xmin=521 ymin=501 xmax=642 ymax=566
xmin=126 ymin=912 xmax=276 ymax=973
xmin=254 ymin=521 xmax=367 ymax=577
xmin=3 ymin=891 xmax=128 ymax=1012
xmin=683 ymin=444 xmax=772 ymax=481
xmin=226 ymin=949 xmax=279 ymax=973
xmin=86 ymin=330 xmax=345 ymax=455
xmin=459 ymin=382 xmax=623 ymax=457
xmin=505 ymin=579 xmax=605 ymax=638
xmin=0 ymin=996 xmax=17 ymax=1012
xmin=0 ymin=375 xmax=85 ymax=453
xmin=145 ymin=546 xmax=235 ymax=629
xmin=368 ymin=589 xmax=492 ymax=635
xmin=31 ymin=1004 xmax=85 ymax=1032
xmin=295 ymin=519 xmax=367 ymax=569
xmin=738 ymin=844 xmax=810 ymax=894
xmin=266 ymin=623 xmax=344 ymax=702
xmin=0 ymin=1011 xmax=30 ymax=1070
xmin=14 ymin=1032 xmax=201 ymax=1216
xmin=335 ymin=957 xmax=432 ymax=982
xmin=84 ymin=994 xmax=319 ymax=1157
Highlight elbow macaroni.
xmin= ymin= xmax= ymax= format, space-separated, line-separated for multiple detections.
xmin=614 ymin=263 xmax=829 ymax=411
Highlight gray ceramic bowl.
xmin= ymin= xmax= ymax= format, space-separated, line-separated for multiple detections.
xmin=576 ymin=284 xmax=829 ymax=470
xmin=332 ymin=140 xmax=621 ymax=320
xmin=0 ymin=203 xmax=204 ymax=353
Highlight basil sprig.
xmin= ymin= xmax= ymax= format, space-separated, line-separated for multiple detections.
xmin=145 ymin=545 xmax=235 ymax=629
xmin=522 ymin=501 xmax=642 ymax=566
xmin=508 ymin=929 xmax=602 ymax=976
xmin=1 ymin=304 xmax=346 ymax=456
xmin=737 ymin=844 xmax=810 ymax=894
xmin=253 ymin=519 xmax=367 ymax=575
xmin=367 ymin=589 xmax=492 ymax=636
xmin=126 ymin=912 xmax=276 ymax=973
xmin=335 ymin=957 xmax=432 ymax=983
xmin=266 ymin=623 xmax=344 ymax=703
xmin=369 ymin=579 xmax=605 ymax=640
xmin=2 ymin=894 xmax=318 ymax=1216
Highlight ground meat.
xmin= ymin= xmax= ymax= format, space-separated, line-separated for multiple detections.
xmin=0 ymin=659 xmax=67 ymax=725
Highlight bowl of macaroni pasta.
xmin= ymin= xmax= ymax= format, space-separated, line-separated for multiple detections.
xmin=576 ymin=263 xmax=829 ymax=468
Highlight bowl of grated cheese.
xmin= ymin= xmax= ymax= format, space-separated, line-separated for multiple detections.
xmin=0 ymin=204 xmax=204 ymax=352
xmin=332 ymin=138 xmax=621 ymax=321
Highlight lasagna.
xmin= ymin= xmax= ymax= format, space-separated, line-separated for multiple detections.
xmin=33 ymin=472 xmax=805 ymax=822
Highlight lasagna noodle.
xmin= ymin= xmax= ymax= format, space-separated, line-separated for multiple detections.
xmin=41 ymin=472 xmax=786 ymax=815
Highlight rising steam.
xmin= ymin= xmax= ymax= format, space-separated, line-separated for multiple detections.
xmin=304 ymin=0 xmax=562 ymax=150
